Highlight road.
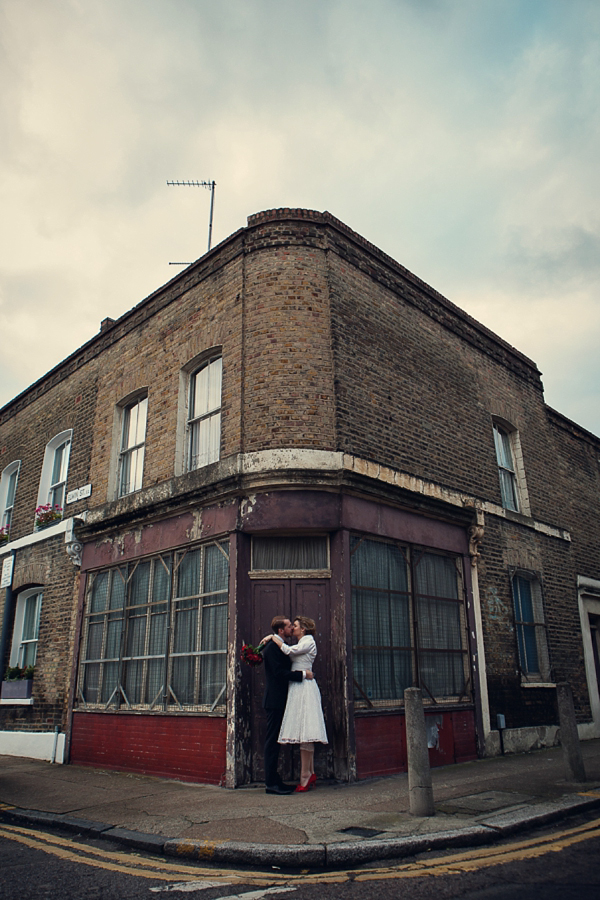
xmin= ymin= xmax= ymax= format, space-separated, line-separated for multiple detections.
xmin=1 ymin=813 xmax=599 ymax=900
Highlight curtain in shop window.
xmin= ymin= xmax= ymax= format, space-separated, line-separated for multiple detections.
xmin=351 ymin=538 xmax=412 ymax=702
xmin=414 ymin=553 xmax=466 ymax=698
xmin=252 ymin=536 xmax=328 ymax=570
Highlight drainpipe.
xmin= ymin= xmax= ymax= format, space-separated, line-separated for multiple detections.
xmin=0 ymin=551 xmax=17 ymax=675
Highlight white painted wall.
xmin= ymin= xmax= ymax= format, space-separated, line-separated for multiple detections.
xmin=0 ymin=730 xmax=65 ymax=763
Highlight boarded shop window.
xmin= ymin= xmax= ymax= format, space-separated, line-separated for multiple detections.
xmin=351 ymin=537 xmax=470 ymax=708
xmin=512 ymin=574 xmax=551 ymax=683
xmin=252 ymin=536 xmax=329 ymax=572
xmin=77 ymin=540 xmax=229 ymax=713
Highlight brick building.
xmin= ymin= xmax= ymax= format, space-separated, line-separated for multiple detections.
xmin=1 ymin=208 xmax=599 ymax=786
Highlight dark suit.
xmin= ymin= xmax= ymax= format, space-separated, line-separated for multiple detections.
xmin=262 ymin=640 xmax=303 ymax=787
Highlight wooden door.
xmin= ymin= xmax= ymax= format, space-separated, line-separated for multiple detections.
xmin=250 ymin=579 xmax=331 ymax=783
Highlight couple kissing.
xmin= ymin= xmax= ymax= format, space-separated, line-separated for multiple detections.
xmin=261 ymin=615 xmax=328 ymax=795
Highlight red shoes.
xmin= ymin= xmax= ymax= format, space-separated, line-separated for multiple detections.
xmin=294 ymin=774 xmax=317 ymax=793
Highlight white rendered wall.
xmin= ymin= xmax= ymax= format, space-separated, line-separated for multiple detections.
xmin=0 ymin=731 xmax=65 ymax=763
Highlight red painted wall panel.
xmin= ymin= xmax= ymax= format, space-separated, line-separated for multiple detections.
xmin=355 ymin=709 xmax=477 ymax=779
xmin=355 ymin=715 xmax=407 ymax=779
xmin=451 ymin=710 xmax=478 ymax=763
xmin=70 ymin=713 xmax=227 ymax=785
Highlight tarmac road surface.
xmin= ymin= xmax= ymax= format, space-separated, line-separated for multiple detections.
xmin=1 ymin=812 xmax=599 ymax=900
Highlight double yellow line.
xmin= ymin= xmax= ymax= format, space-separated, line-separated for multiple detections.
xmin=1 ymin=815 xmax=600 ymax=886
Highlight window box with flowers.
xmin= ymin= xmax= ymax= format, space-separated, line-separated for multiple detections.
xmin=1 ymin=665 xmax=35 ymax=701
xmin=35 ymin=504 xmax=63 ymax=529
xmin=0 ymin=526 xmax=9 ymax=545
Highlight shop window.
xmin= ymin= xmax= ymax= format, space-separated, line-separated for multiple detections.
xmin=118 ymin=395 xmax=148 ymax=496
xmin=77 ymin=540 xmax=229 ymax=712
xmin=512 ymin=573 xmax=551 ymax=683
xmin=351 ymin=536 xmax=470 ymax=708
xmin=0 ymin=460 xmax=20 ymax=533
xmin=36 ymin=430 xmax=72 ymax=520
xmin=10 ymin=589 xmax=43 ymax=668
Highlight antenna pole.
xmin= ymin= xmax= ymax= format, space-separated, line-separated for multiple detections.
xmin=207 ymin=181 xmax=215 ymax=252
xmin=166 ymin=179 xmax=217 ymax=258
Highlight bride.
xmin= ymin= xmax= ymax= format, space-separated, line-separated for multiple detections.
xmin=261 ymin=615 xmax=328 ymax=791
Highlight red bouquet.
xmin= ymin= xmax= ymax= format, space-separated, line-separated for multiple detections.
xmin=240 ymin=642 xmax=264 ymax=667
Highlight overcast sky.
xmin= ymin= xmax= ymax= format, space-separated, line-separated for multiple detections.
xmin=1 ymin=0 xmax=599 ymax=436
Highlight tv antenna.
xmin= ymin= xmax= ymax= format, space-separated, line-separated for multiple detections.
xmin=167 ymin=179 xmax=216 ymax=265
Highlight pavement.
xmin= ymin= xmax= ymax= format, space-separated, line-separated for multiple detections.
xmin=1 ymin=739 xmax=599 ymax=868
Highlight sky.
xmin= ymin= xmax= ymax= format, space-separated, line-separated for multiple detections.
xmin=1 ymin=0 xmax=599 ymax=436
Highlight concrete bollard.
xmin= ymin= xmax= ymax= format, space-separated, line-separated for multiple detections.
xmin=404 ymin=687 xmax=435 ymax=817
xmin=556 ymin=682 xmax=586 ymax=782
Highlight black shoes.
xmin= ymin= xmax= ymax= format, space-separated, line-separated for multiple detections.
xmin=265 ymin=783 xmax=295 ymax=795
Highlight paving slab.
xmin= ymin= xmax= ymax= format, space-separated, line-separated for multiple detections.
xmin=1 ymin=740 xmax=600 ymax=867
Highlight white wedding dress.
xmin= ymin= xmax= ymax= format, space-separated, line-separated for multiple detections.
xmin=277 ymin=635 xmax=328 ymax=744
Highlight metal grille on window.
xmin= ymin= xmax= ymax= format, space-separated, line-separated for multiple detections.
xmin=414 ymin=552 xmax=468 ymax=700
xmin=351 ymin=537 xmax=470 ymax=708
xmin=351 ymin=537 xmax=413 ymax=705
xmin=188 ymin=357 xmax=222 ymax=470
xmin=77 ymin=540 xmax=229 ymax=712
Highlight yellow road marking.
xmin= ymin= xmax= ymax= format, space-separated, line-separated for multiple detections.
xmin=0 ymin=816 xmax=599 ymax=886
xmin=0 ymin=822 xmax=230 ymax=875
xmin=0 ymin=824 xmax=256 ymax=885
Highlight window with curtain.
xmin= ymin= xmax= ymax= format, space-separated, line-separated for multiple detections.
xmin=118 ymin=396 xmax=148 ymax=496
xmin=77 ymin=540 xmax=229 ymax=712
xmin=187 ymin=356 xmax=222 ymax=470
xmin=0 ymin=460 xmax=20 ymax=532
xmin=36 ymin=430 xmax=72 ymax=521
xmin=9 ymin=589 xmax=42 ymax=669
xmin=351 ymin=536 xmax=469 ymax=708
xmin=493 ymin=424 xmax=520 ymax=512
xmin=512 ymin=574 xmax=551 ymax=682
xmin=252 ymin=536 xmax=329 ymax=571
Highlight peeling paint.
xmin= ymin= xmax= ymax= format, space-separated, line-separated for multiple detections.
xmin=240 ymin=494 xmax=257 ymax=520
xmin=187 ymin=508 xmax=204 ymax=542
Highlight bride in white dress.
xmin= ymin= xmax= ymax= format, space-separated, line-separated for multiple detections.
xmin=261 ymin=616 xmax=328 ymax=791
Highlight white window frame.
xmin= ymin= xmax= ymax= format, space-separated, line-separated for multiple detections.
xmin=512 ymin=572 xmax=551 ymax=684
xmin=36 ymin=430 xmax=73 ymax=521
xmin=9 ymin=588 xmax=43 ymax=669
xmin=0 ymin=460 xmax=20 ymax=532
xmin=492 ymin=421 xmax=530 ymax=516
xmin=175 ymin=353 xmax=222 ymax=475
xmin=118 ymin=395 xmax=148 ymax=497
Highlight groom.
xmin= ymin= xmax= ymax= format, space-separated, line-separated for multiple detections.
xmin=262 ymin=615 xmax=312 ymax=794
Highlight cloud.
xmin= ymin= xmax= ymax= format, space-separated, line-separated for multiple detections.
xmin=0 ymin=0 xmax=599 ymax=435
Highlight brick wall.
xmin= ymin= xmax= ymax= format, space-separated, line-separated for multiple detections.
xmin=87 ymin=254 xmax=245 ymax=503
xmin=0 ymin=370 xmax=98 ymax=539
xmin=0 ymin=368 xmax=97 ymax=734
xmin=242 ymin=232 xmax=336 ymax=451
xmin=70 ymin=712 xmax=227 ymax=784
xmin=2 ymin=206 xmax=599 ymax=749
